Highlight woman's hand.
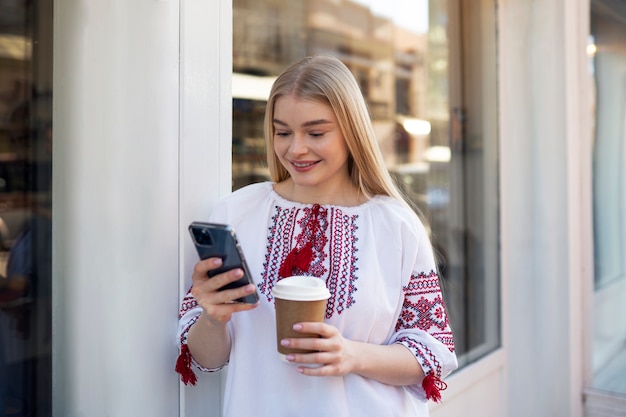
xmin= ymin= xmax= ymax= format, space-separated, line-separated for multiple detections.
xmin=280 ymin=322 xmax=424 ymax=386
xmin=186 ymin=257 xmax=259 ymax=370
xmin=280 ymin=322 xmax=357 ymax=377
xmin=190 ymin=257 xmax=258 ymax=325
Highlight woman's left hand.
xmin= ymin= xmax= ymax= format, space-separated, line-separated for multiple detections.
xmin=281 ymin=321 xmax=425 ymax=386
xmin=280 ymin=322 xmax=357 ymax=377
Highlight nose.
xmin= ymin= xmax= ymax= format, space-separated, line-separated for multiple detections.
xmin=288 ymin=133 xmax=308 ymax=155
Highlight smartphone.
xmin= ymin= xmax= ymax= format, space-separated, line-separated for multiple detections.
xmin=188 ymin=222 xmax=259 ymax=304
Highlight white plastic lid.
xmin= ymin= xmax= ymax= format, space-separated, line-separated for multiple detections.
xmin=271 ymin=276 xmax=331 ymax=301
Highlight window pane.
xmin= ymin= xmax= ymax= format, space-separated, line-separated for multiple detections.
xmin=232 ymin=0 xmax=500 ymax=370
xmin=0 ymin=1 xmax=53 ymax=415
xmin=589 ymin=0 xmax=626 ymax=397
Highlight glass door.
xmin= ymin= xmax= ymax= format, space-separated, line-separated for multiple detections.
xmin=0 ymin=1 xmax=53 ymax=415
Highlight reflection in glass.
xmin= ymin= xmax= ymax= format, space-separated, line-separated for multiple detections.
xmin=0 ymin=1 xmax=52 ymax=415
xmin=233 ymin=0 xmax=499 ymax=370
xmin=589 ymin=0 xmax=626 ymax=398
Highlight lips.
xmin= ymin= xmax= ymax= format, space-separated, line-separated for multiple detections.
xmin=290 ymin=160 xmax=319 ymax=170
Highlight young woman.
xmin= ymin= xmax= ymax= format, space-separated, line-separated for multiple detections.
xmin=176 ymin=55 xmax=457 ymax=416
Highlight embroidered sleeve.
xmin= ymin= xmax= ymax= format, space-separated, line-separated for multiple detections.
xmin=175 ymin=288 xmax=227 ymax=385
xmin=396 ymin=270 xmax=455 ymax=350
xmin=392 ymin=270 xmax=457 ymax=402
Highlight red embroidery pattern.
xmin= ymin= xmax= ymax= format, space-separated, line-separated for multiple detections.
xmin=400 ymin=337 xmax=440 ymax=375
xmin=179 ymin=288 xmax=198 ymax=319
xmin=259 ymin=205 xmax=359 ymax=318
xmin=258 ymin=207 xmax=297 ymax=299
xmin=396 ymin=271 xmax=455 ymax=352
xmin=325 ymin=209 xmax=359 ymax=317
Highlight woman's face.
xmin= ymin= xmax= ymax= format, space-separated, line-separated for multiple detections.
xmin=272 ymin=95 xmax=351 ymax=194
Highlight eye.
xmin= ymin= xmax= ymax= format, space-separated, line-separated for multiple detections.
xmin=308 ymin=132 xmax=325 ymax=138
xmin=275 ymin=131 xmax=292 ymax=137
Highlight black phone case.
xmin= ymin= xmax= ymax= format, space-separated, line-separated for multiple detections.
xmin=189 ymin=222 xmax=259 ymax=304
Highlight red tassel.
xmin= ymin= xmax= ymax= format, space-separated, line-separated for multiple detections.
xmin=175 ymin=344 xmax=198 ymax=386
xmin=279 ymin=204 xmax=324 ymax=278
xmin=422 ymin=372 xmax=447 ymax=403
xmin=279 ymin=241 xmax=314 ymax=278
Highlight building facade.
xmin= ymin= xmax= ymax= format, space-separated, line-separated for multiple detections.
xmin=0 ymin=0 xmax=624 ymax=416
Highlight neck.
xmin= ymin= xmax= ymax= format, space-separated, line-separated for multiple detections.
xmin=275 ymin=178 xmax=366 ymax=207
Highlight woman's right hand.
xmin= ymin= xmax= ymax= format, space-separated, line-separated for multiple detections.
xmin=190 ymin=257 xmax=258 ymax=325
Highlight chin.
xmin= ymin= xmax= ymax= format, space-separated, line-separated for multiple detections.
xmin=291 ymin=178 xmax=319 ymax=187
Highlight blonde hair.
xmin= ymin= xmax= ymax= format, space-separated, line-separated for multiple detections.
xmin=264 ymin=55 xmax=406 ymax=203
xmin=264 ymin=56 xmax=441 ymax=278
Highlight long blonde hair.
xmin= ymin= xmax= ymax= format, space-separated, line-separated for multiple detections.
xmin=263 ymin=56 xmax=442 ymax=282
xmin=264 ymin=55 xmax=406 ymax=203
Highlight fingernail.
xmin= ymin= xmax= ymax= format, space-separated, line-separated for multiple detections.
xmin=286 ymin=355 xmax=295 ymax=362
xmin=213 ymin=258 xmax=222 ymax=266
xmin=280 ymin=339 xmax=290 ymax=347
xmin=293 ymin=324 xmax=302 ymax=331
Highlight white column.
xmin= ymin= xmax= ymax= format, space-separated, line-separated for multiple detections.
xmin=179 ymin=0 xmax=233 ymax=416
xmin=498 ymin=0 xmax=591 ymax=416
xmin=53 ymin=1 xmax=182 ymax=415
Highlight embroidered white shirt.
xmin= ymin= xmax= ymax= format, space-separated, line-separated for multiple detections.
xmin=178 ymin=182 xmax=457 ymax=417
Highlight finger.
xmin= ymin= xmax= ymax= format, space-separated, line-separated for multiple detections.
xmin=194 ymin=271 xmax=254 ymax=305
xmin=297 ymin=363 xmax=335 ymax=377
xmin=192 ymin=258 xmax=223 ymax=282
xmin=191 ymin=268 xmax=244 ymax=302
xmin=200 ymin=267 xmax=245 ymax=293
xmin=280 ymin=335 xmax=327 ymax=353
xmin=292 ymin=322 xmax=333 ymax=338
xmin=205 ymin=299 xmax=258 ymax=324
xmin=208 ymin=297 xmax=258 ymax=314
xmin=217 ymin=283 xmax=258 ymax=304
xmin=284 ymin=352 xmax=336 ymax=375
xmin=299 ymin=360 xmax=331 ymax=375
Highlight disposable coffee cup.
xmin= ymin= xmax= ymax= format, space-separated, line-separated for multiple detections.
xmin=272 ymin=276 xmax=330 ymax=361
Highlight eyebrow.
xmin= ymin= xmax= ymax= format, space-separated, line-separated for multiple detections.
xmin=272 ymin=118 xmax=333 ymax=128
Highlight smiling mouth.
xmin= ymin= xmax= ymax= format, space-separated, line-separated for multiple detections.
xmin=291 ymin=161 xmax=319 ymax=168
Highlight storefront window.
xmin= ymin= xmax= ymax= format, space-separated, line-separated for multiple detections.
xmin=589 ymin=0 xmax=626 ymax=398
xmin=232 ymin=0 xmax=500 ymax=370
xmin=0 ymin=0 xmax=52 ymax=415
